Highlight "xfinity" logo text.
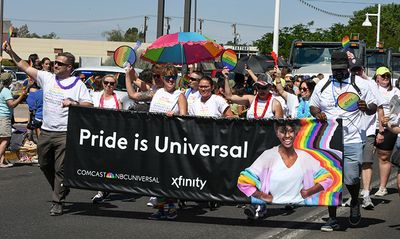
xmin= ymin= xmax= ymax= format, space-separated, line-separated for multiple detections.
xmin=171 ymin=176 xmax=207 ymax=190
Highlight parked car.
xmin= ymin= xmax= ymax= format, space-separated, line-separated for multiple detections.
xmin=72 ymin=66 xmax=143 ymax=110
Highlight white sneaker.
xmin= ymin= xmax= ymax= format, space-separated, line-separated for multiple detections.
xmin=374 ymin=187 xmax=388 ymax=197
xmin=255 ymin=205 xmax=267 ymax=219
xmin=361 ymin=195 xmax=374 ymax=210
xmin=91 ymin=191 xmax=110 ymax=204
xmin=147 ymin=197 xmax=158 ymax=207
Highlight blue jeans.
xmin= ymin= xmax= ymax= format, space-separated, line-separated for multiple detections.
xmin=344 ymin=143 xmax=364 ymax=185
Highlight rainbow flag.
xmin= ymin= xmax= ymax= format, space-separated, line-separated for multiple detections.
xmin=342 ymin=35 xmax=350 ymax=50
xmin=8 ymin=26 xmax=13 ymax=42
xmin=179 ymin=74 xmax=190 ymax=89
xmin=294 ymin=118 xmax=343 ymax=206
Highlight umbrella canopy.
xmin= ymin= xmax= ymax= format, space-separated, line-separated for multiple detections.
xmin=234 ymin=54 xmax=288 ymax=74
xmin=141 ymin=32 xmax=224 ymax=65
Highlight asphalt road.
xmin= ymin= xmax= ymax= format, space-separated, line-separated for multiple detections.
xmin=1 ymin=104 xmax=399 ymax=239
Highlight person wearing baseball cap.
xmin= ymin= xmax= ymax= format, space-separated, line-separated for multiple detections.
xmin=373 ymin=66 xmax=399 ymax=198
xmin=0 ymin=72 xmax=27 ymax=168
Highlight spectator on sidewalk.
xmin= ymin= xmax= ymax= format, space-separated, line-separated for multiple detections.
xmin=0 ymin=72 xmax=27 ymax=168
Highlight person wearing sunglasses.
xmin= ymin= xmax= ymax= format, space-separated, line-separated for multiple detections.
xmin=2 ymin=41 xmax=93 ymax=217
xmin=275 ymin=76 xmax=316 ymax=118
xmin=148 ymin=64 xmax=187 ymax=221
xmin=90 ymin=74 xmax=121 ymax=203
xmin=223 ymin=69 xmax=283 ymax=120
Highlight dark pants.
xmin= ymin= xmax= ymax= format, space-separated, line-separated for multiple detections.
xmin=38 ymin=130 xmax=68 ymax=203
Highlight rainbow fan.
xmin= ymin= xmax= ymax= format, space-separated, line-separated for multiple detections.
xmin=114 ymin=45 xmax=136 ymax=68
xmin=221 ymin=49 xmax=237 ymax=70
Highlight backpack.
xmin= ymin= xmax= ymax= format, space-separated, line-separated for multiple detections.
xmin=320 ymin=74 xmax=361 ymax=95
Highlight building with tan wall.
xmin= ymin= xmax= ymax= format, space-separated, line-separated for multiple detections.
xmin=4 ymin=37 xmax=150 ymax=65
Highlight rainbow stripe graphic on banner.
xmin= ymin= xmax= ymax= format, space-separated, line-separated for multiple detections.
xmin=294 ymin=118 xmax=343 ymax=206
xmin=342 ymin=35 xmax=350 ymax=50
xmin=337 ymin=92 xmax=359 ymax=112
xmin=221 ymin=49 xmax=237 ymax=70
xmin=113 ymin=45 xmax=136 ymax=67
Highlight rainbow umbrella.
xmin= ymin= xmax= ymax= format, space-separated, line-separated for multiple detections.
xmin=141 ymin=32 xmax=224 ymax=65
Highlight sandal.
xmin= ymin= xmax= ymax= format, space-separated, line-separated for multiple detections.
xmin=0 ymin=163 xmax=14 ymax=168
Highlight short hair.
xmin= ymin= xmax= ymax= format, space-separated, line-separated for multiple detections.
xmin=139 ymin=69 xmax=153 ymax=84
xmin=57 ymin=52 xmax=75 ymax=66
xmin=274 ymin=119 xmax=301 ymax=133
xmin=162 ymin=64 xmax=178 ymax=76
xmin=199 ymin=75 xmax=214 ymax=88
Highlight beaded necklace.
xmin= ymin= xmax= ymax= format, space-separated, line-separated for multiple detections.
xmin=253 ymin=93 xmax=272 ymax=119
xmin=55 ymin=76 xmax=80 ymax=90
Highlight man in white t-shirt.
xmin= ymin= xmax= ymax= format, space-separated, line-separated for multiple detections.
xmin=3 ymin=41 xmax=93 ymax=216
xmin=310 ymin=51 xmax=377 ymax=231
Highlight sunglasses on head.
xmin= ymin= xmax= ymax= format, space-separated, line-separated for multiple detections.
xmin=54 ymin=61 xmax=70 ymax=67
xmin=163 ymin=75 xmax=178 ymax=81
xmin=103 ymin=81 xmax=115 ymax=86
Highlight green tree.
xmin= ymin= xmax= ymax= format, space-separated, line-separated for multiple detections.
xmin=103 ymin=27 xmax=144 ymax=42
xmin=13 ymin=24 xmax=58 ymax=39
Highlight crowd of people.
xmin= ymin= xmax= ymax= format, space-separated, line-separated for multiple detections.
xmin=0 ymin=39 xmax=399 ymax=232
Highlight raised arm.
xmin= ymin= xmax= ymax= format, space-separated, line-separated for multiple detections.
xmin=125 ymin=66 xmax=154 ymax=101
xmin=223 ymin=70 xmax=253 ymax=107
xmin=3 ymin=41 xmax=38 ymax=80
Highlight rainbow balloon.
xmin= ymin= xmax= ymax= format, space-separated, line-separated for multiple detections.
xmin=337 ymin=92 xmax=359 ymax=112
xmin=221 ymin=49 xmax=237 ymax=70
xmin=294 ymin=118 xmax=343 ymax=206
xmin=342 ymin=35 xmax=350 ymax=50
xmin=113 ymin=45 xmax=136 ymax=68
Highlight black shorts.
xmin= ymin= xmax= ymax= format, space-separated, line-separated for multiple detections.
xmin=375 ymin=129 xmax=398 ymax=151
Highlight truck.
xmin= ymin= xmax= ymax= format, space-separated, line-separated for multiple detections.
xmin=287 ymin=39 xmax=367 ymax=80
xmin=392 ymin=52 xmax=400 ymax=81
xmin=365 ymin=48 xmax=392 ymax=78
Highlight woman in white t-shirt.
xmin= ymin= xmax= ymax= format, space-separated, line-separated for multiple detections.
xmin=148 ymin=64 xmax=187 ymax=221
xmin=374 ymin=67 xmax=400 ymax=197
xmin=189 ymin=76 xmax=233 ymax=117
xmin=90 ymin=74 xmax=121 ymax=203
xmin=91 ymin=74 xmax=122 ymax=109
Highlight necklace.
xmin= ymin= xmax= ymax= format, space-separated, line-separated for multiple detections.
xmin=253 ymin=93 xmax=272 ymax=118
xmin=100 ymin=92 xmax=120 ymax=109
xmin=55 ymin=76 xmax=80 ymax=90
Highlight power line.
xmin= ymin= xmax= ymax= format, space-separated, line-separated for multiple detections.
xmin=304 ymin=0 xmax=380 ymax=4
xmin=7 ymin=15 xmax=145 ymax=23
xmin=299 ymin=0 xmax=354 ymax=18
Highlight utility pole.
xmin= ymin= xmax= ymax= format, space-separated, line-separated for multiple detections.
xmin=232 ymin=24 xmax=238 ymax=45
xmin=165 ymin=17 xmax=171 ymax=34
xmin=157 ymin=0 xmax=165 ymax=37
xmin=198 ymin=19 xmax=203 ymax=34
xmin=193 ymin=0 xmax=197 ymax=32
xmin=143 ymin=16 xmax=149 ymax=43
xmin=0 ymin=0 xmax=3 ymax=56
xmin=183 ymin=0 xmax=191 ymax=32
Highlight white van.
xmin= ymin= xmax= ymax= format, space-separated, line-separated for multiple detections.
xmin=72 ymin=66 xmax=142 ymax=110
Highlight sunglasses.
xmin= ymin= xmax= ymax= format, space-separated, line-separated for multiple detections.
xmin=300 ymin=87 xmax=309 ymax=92
xmin=255 ymin=85 xmax=270 ymax=91
xmin=163 ymin=75 xmax=178 ymax=81
xmin=189 ymin=77 xmax=199 ymax=81
xmin=103 ymin=81 xmax=115 ymax=86
xmin=381 ymin=74 xmax=391 ymax=79
xmin=54 ymin=61 xmax=70 ymax=67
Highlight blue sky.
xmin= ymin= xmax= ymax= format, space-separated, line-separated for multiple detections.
xmin=4 ymin=0 xmax=395 ymax=44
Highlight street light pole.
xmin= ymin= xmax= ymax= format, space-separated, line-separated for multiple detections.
xmin=362 ymin=4 xmax=381 ymax=48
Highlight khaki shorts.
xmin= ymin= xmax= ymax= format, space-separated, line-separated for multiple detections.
xmin=0 ymin=117 xmax=12 ymax=138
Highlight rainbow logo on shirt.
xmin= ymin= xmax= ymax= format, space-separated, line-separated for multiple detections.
xmin=221 ymin=49 xmax=237 ymax=70
xmin=294 ymin=118 xmax=343 ymax=206
xmin=337 ymin=92 xmax=360 ymax=112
